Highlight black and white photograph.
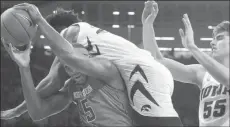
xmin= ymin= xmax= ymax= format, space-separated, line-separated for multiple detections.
xmin=1 ymin=1 xmax=229 ymax=127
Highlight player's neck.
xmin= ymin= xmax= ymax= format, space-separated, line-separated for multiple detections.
xmin=216 ymin=57 xmax=229 ymax=68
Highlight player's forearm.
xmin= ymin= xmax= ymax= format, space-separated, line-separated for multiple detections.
xmin=142 ymin=23 xmax=164 ymax=60
xmin=37 ymin=18 xmax=74 ymax=58
xmin=188 ymin=45 xmax=229 ymax=88
xmin=12 ymin=77 xmax=58 ymax=118
xmin=19 ymin=66 xmax=47 ymax=121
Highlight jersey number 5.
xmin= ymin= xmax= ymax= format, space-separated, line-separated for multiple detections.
xmin=203 ymin=99 xmax=226 ymax=119
xmin=81 ymin=98 xmax=96 ymax=122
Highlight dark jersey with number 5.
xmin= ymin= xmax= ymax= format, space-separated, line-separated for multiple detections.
xmin=199 ymin=72 xmax=229 ymax=126
xmin=66 ymin=76 xmax=133 ymax=127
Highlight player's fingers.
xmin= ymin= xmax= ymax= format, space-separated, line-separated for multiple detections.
xmin=182 ymin=18 xmax=188 ymax=31
xmin=184 ymin=14 xmax=192 ymax=27
xmin=1 ymin=39 xmax=10 ymax=52
xmin=150 ymin=6 xmax=156 ymax=15
xmin=2 ymin=41 xmax=13 ymax=57
xmin=153 ymin=3 xmax=158 ymax=12
xmin=13 ymin=4 xmax=34 ymax=12
xmin=183 ymin=14 xmax=191 ymax=27
xmin=179 ymin=28 xmax=185 ymax=38
xmin=13 ymin=5 xmax=30 ymax=11
xmin=13 ymin=3 xmax=29 ymax=7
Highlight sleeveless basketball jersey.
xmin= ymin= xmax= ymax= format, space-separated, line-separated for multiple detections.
xmin=199 ymin=72 xmax=229 ymax=126
xmin=67 ymin=76 xmax=133 ymax=127
xmin=70 ymin=22 xmax=178 ymax=117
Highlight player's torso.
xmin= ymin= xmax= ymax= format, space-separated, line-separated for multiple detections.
xmin=199 ymin=72 xmax=229 ymax=126
xmin=66 ymin=75 xmax=133 ymax=127
xmin=119 ymin=59 xmax=178 ymax=117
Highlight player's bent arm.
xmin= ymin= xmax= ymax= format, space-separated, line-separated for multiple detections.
xmin=37 ymin=18 xmax=118 ymax=84
xmin=188 ymin=45 xmax=229 ymax=89
xmin=62 ymin=25 xmax=119 ymax=85
xmin=37 ymin=18 xmax=75 ymax=59
xmin=18 ymin=66 xmax=71 ymax=121
xmin=32 ymin=80 xmax=73 ymax=121
xmin=60 ymin=53 xmax=118 ymax=85
xmin=36 ymin=57 xmax=69 ymax=98
xmin=12 ymin=57 xmax=68 ymax=118
xmin=159 ymin=58 xmax=203 ymax=87
xmin=142 ymin=22 xmax=201 ymax=86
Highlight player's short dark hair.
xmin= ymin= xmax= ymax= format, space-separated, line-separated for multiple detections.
xmin=213 ymin=21 xmax=229 ymax=37
xmin=45 ymin=7 xmax=81 ymax=32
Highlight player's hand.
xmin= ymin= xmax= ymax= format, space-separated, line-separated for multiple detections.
xmin=1 ymin=109 xmax=21 ymax=120
xmin=142 ymin=0 xmax=159 ymax=25
xmin=179 ymin=14 xmax=196 ymax=49
xmin=1 ymin=38 xmax=31 ymax=68
xmin=13 ymin=3 xmax=43 ymax=24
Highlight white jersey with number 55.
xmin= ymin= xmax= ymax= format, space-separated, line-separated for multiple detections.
xmin=199 ymin=72 xmax=229 ymax=126
xmin=68 ymin=22 xmax=178 ymax=117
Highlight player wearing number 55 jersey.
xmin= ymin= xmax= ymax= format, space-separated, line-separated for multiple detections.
xmin=199 ymin=72 xmax=229 ymax=126
xmin=142 ymin=1 xmax=229 ymax=126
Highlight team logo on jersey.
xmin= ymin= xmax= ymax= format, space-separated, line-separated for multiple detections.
xmin=73 ymin=85 xmax=93 ymax=99
xmin=86 ymin=37 xmax=101 ymax=56
xmin=129 ymin=65 xmax=160 ymax=112
xmin=141 ymin=105 xmax=152 ymax=112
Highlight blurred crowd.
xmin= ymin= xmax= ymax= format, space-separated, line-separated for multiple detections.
xmin=1 ymin=45 xmax=201 ymax=127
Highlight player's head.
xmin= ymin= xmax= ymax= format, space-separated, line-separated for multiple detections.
xmin=64 ymin=45 xmax=88 ymax=84
xmin=210 ymin=21 xmax=229 ymax=60
xmin=46 ymin=7 xmax=81 ymax=33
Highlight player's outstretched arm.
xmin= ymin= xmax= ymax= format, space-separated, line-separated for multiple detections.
xmin=1 ymin=56 xmax=68 ymax=120
xmin=13 ymin=3 xmax=122 ymax=85
xmin=142 ymin=1 xmax=202 ymax=86
xmin=19 ymin=66 xmax=72 ymax=121
xmin=142 ymin=1 xmax=162 ymax=59
xmin=179 ymin=14 xmax=229 ymax=89
xmin=1 ymin=41 xmax=72 ymax=121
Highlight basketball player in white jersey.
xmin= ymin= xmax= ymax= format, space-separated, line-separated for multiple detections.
xmin=12 ymin=3 xmax=182 ymax=126
xmin=142 ymin=1 xmax=229 ymax=126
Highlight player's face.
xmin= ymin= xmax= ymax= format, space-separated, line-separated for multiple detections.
xmin=210 ymin=31 xmax=229 ymax=60
xmin=64 ymin=46 xmax=88 ymax=80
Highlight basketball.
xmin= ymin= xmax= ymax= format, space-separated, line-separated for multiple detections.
xmin=1 ymin=8 xmax=37 ymax=49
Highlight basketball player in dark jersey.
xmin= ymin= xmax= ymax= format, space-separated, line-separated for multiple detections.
xmin=1 ymin=38 xmax=134 ymax=126
xmin=1 ymin=8 xmax=134 ymax=126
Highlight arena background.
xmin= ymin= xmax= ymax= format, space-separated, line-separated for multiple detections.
xmin=1 ymin=1 xmax=229 ymax=127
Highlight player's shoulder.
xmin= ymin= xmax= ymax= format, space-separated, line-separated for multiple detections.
xmin=91 ymin=57 xmax=124 ymax=90
xmin=92 ymin=57 xmax=116 ymax=71
xmin=189 ymin=64 xmax=206 ymax=88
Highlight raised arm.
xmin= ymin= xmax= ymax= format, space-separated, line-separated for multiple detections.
xmin=179 ymin=14 xmax=229 ymax=89
xmin=142 ymin=1 xmax=161 ymax=59
xmin=1 ymin=56 xmax=69 ymax=120
xmin=13 ymin=4 xmax=118 ymax=85
xmin=20 ymin=66 xmax=72 ymax=121
xmin=142 ymin=1 xmax=201 ymax=86
xmin=1 ymin=39 xmax=73 ymax=121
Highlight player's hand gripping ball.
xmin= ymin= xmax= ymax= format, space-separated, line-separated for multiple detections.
xmin=1 ymin=7 xmax=37 ymax=51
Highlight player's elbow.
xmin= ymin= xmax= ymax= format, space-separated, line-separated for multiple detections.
xmin=29 ymin=110 xmax=46 ymax=122
xmin=29 ymin=104 xmax=51 ymax=121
